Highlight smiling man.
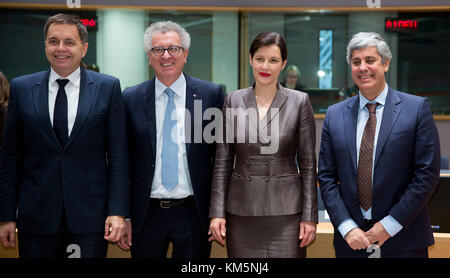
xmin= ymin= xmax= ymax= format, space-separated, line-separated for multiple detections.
xmin=0 ymin=14 xmax=129 ymax=258
xmin=318 ymin=32 xmax=440 ymax=258
xmin=120 ymin=21 xmax=224 ymax=258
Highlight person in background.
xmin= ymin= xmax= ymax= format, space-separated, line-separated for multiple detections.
xmin=0 ymin=71 xmax=9 ymax=160
xmin=209 ymin=32 xmax=318 ymax=258
xmin=86 ymin=64 xmax=100 ymax=73
xmin=318 ymin=32 xmax=440 ymax=258
xmin=281 ymin=64 xmax=306 ymax=91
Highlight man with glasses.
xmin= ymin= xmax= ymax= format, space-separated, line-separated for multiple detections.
xmin=119 ymin=21 xmax=224 ymax=258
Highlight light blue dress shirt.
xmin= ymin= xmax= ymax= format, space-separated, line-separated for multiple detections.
xmin=338 ymin=83 xmax=403 ymax=238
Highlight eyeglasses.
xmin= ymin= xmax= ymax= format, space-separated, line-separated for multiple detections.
xmin=150 ymin=45 xmax=184 ymax=56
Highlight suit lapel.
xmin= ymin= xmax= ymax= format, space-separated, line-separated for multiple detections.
xmin=344 ymin=96 xmax=359 ymax=174
xmin=374 ymin=88 xmax=402 ymax=168
xmin=32 ymin=70 xmax=61 ymax=150
xmin=65 ymin=68 xmax=97 ymax=150
xmin=143 ymin=78 xmax=157 ymax=157
xmin=261 ymin=85 xmax=288 ymax=129
xmin=185 ymin=74 xmax=201 ymax=156
xmin=242 ymin=87 xmax=259 ymax=140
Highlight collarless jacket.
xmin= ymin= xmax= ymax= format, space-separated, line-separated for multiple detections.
xmin=209 ymin=85 xmax=318 ymax=223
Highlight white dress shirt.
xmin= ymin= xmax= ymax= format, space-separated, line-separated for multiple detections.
xmin=151 ymin=74 xmax=194 ymax=199
xmin=48 ymin=67 xmax=80 ymax=136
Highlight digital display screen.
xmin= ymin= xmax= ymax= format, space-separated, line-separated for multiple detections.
xmin=385 ymin=18 xmax=418 ymax=32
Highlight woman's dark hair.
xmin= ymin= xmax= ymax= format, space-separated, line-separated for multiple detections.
xmin=249 ymin=32 xmax=287 ymax=61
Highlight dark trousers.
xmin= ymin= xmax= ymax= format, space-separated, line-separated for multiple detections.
xmin=18 ymin=212 xmax=107 ymax=258
xmin=131 ymin=197 xmax=211 ymax=258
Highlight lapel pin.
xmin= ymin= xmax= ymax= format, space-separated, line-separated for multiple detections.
xmin=193 ymin=93 xmax=197 ymax=98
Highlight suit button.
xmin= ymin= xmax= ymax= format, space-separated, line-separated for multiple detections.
xmin=61 ymin=153 xmax=67 ymax=158
xmin=264 ymin=176 xmax=270 ymax=182
xmin=246 ymin=176 xmax=251 ymax=182
xmin=246 ymin=159 xmax=251 ymax=165
xmin=265 ymin=160 xmax=270 ymax=166
xmin=151 ymin=164 xmax=155 ymax=168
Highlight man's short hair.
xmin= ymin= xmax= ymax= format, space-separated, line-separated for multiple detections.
xmin=143 ymin=21 xmax=191 ymax=53
xmin=44 ymin=13 xmax=88 ymax=43
xmin=346 ymin=32 xmax=392 ymax=65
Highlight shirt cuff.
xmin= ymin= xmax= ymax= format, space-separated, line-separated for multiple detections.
xmin=380 ymin=215 xmax=403 ymax=237
xmin=338 ymin=218 xmax=359 ymax=238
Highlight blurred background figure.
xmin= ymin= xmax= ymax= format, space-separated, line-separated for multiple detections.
xmin=0 ymin=71 xmax=9 ymax=160
xmin=86 ymin=63 xmax=100 ymax=73
xmin=281 ymin=64 xmax=305 ymax=91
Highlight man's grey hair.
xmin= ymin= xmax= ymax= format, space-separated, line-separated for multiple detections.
xmin=346 ymin=32 xmax=392 ymax=65
xmin=143 ymin=21 xmax=191 ymax=53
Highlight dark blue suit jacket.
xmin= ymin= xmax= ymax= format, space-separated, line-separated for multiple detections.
xmin=318 ymin=87 xmax=440 ymax=253
xmin=123 ymin=74 xmax=224 ymax=233
xmin=0 ymin=68 xmax=130 ymax=235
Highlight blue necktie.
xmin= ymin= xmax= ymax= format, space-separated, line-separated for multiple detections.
xmin=161 ymin=88 xmax=178 ymax=191
xmin=54 ymin=79 xmax=69 ymax=147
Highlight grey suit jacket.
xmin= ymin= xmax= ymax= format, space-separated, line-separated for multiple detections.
xmin=209 ymin=84 xmax=318 ymax=223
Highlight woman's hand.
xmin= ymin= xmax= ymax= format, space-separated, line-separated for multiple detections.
xmin=299 ymin=221 xmax=316 ymax=248
xmin=208 ymin=217 xmax=226 ymax=246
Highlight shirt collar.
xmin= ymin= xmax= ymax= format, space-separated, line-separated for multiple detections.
xmin=49 ymin=67 xmax=81 ymax=87
xmin=155 ymin=73 xmax=186 ymax=99
xmin=359 ymin=83 xmax=388 ymax=111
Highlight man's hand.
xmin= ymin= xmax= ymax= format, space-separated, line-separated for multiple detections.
xmin=0 ymin=221 xmax=16 ymax=248
xmin=345 ymin=227 xmax=372 ymax=250
xmin=208 ymin=218 xmax=226 ymax=246
xmin=299 ymin=221 xmax=316 ymax=248
xmin=117 ymin=220 xmax=132 ymax=251
xmin=365 ymin=222 xmax=391 ymax=247
xmin=104 ymin=216 xmax=126 ymax=242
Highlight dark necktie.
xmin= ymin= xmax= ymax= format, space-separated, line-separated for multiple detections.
xmin=54 ymin=79 xmax=69 ymax=147
xmin=358 ymin=102 xmax=380 ymax=211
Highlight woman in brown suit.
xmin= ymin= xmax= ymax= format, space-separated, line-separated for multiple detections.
xmin=208 ymin=32 xmax=318 ymax=258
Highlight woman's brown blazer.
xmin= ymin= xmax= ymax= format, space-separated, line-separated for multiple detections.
xmin=209 ymin=85 xmax=318 ymax=223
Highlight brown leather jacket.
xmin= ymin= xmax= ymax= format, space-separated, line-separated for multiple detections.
xmin=209 ymin=85 xmax=318 ymax=223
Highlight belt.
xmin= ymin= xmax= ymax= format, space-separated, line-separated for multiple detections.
xmin=150 ymin=196 xmax=194 ymax=209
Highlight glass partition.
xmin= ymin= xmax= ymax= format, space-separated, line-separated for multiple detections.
xmin=1 ymin=8 xmax=449 ymax=114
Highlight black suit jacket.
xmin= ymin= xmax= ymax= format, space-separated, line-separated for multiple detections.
xmin=123 ymin=73 xmax=224 ymax=233
xmin=0 ymin=68 xmax=130 ymax=234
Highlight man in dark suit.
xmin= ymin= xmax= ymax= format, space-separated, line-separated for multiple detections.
xmin=0 ymin=14 xmax=129 ymax=258
xmin=318 ymin=32 xmax=440 ymax=258
xmin=118 ymin=21 xmax=224 ymax=258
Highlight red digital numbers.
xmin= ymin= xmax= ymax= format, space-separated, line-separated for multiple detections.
xmin=385 ymin=19 xmax=418 ymax=32
xmin=79 ymin=19 xmax=96 ymax=28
